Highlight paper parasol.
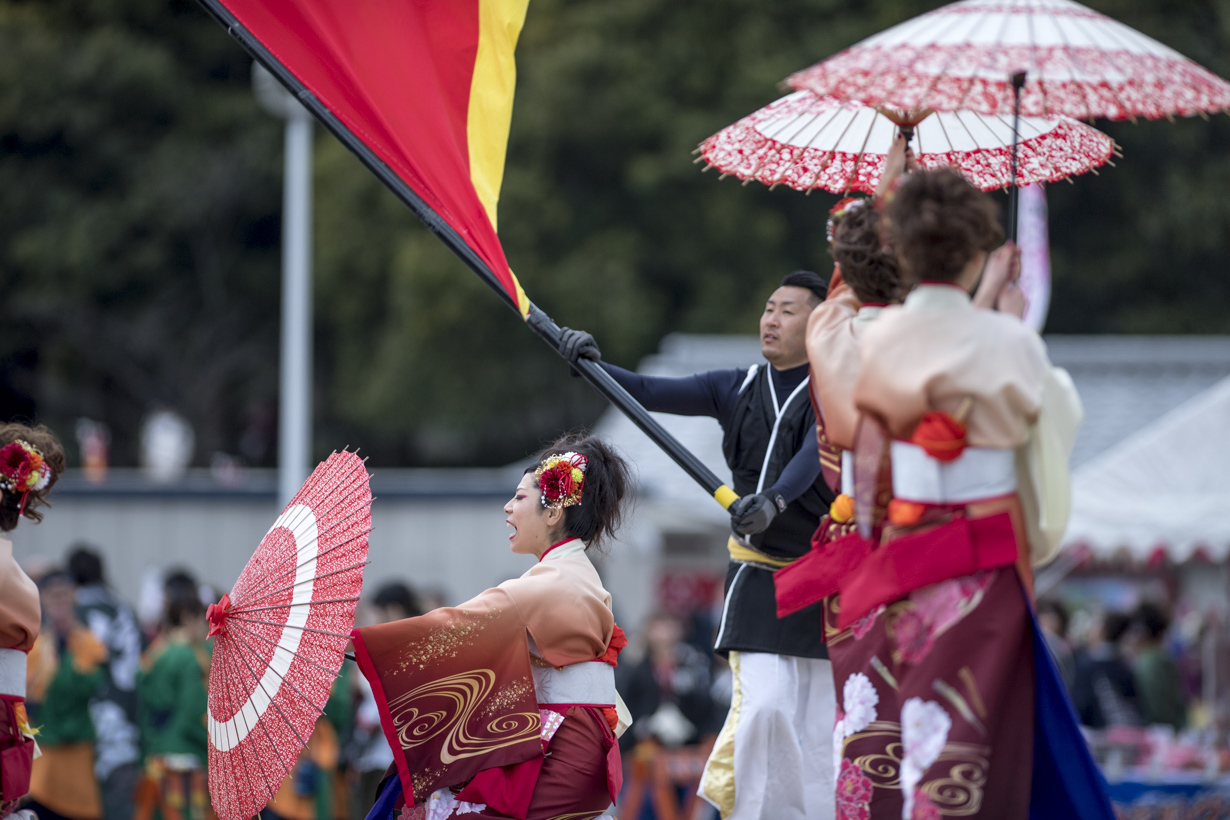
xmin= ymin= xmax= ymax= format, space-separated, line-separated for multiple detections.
xmin=698 ymin=91 xmax=1115 ymax=194
xmin=787 ymin=0 xmax=1230 ymax=121
xmin=205 ymin=451 xmax=371 ymax=820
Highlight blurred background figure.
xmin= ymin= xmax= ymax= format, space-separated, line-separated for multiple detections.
xmin=1131 ymin=602 xmax=1187 ymax=730
xmin=346 ymin=582 xmax=423 ymax=818
xmin=1073 ymin=611 xmax=1142 ymax=729
xmin=261 ymin=675 xmax=352 ymax=820
xmin=75 ymin=420 xmax=110 ymax=485
xmin=617 ymin=611 xmax=718 ymax=753
xmin=369 ymin=583 xmax=422 ymax=624
xmin=133 ymin=571 xmax=211 ymax=820
xmin=26 ymin=571 xmax=108 ymax=820
xmin=140 ymin=410 xmax=194 ymax=485
xmin=69 ymin=546 xmax=144 ymax=820
xmin=1037 ymin=599 xmax=1076 ymax=694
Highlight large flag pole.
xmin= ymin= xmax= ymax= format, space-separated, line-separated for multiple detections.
xmin=196 ymin=0 xmax=739 ymax=511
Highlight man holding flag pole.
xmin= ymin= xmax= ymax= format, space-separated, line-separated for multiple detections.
xmin=559 ymin=272 xmax=838 ymax=820
xmin=187 ymin=1 xmax=766 ymax=819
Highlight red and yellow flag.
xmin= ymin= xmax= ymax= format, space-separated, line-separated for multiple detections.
xmin=211 ymin=0 xmax=532 ymax=316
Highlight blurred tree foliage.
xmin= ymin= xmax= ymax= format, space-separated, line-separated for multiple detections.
xmin=1 ymin=0 xmax=1228 ymax=467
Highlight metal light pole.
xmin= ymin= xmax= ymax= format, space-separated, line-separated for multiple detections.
xmin=254 ymin=62 xmax=313 ymax=507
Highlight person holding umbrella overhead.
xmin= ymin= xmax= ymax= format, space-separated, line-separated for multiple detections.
xmin=829 ymin=168 xmax=1109 ymax=819
xmin=559 ymin=275 xmax=837 ymax=820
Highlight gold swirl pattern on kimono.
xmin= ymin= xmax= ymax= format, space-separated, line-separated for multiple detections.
xmin=822 ymin=596 xmax=852 ymax=646
xmin=920 ymin=743 xmax=989 ymax=816
xmin=387 ymin=669 xmax=541 ymax=764
xmin=845 ymin=720 xmax=904 ymax=788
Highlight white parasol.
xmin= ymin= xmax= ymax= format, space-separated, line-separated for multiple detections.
xmin=698 ymin=91 xmax=1115 ymax=194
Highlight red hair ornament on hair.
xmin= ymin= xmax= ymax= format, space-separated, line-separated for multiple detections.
xmin=0 ymin=440 xmax=52 ymax=515
xmin=535 ymin=452 xmax=588 ymax=509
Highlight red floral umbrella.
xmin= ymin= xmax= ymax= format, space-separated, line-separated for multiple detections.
xmin=787 ymin=0 xmax=1230 ymax=121
xmin=205 ymin=451 xmax=371 ymax=820
xmin=699 ymin=92 xmax=1114 ymax=194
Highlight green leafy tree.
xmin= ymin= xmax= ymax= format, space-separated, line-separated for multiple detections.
xmin=2 ymin=0 xmax=1229 ymax=468
xmin=0 ymin=0 xmax=282 ymax=465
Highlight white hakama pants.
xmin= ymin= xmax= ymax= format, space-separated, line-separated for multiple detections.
xmin=698 ymin=651 xmax=836 ymax=820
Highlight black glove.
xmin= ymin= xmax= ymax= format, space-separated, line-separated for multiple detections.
xmin=559 ymin=327 xmax=601 ymax=363
xmin=730 ymin=489 xmax=787 ymax=536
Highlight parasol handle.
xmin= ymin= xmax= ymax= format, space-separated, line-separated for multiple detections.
xmin=1008 ymin=70 xmax=1027 ymax=244
xmin=898 ymin=124 xmax=915 ymax=150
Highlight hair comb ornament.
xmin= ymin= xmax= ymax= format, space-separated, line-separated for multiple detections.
xmin=826 ymin=196 xmax=870 ymax=246
xmin=0 ymin=440 xmax=52 ymax=514
xmin=535 ymin=451 xmax=588 ymax=509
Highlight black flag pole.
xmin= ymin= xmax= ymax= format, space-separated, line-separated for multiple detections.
xmin=1007 ymin=70 xmax=1028 ymax=244
xmin=197 ymin=0 xmax=740 ymax=511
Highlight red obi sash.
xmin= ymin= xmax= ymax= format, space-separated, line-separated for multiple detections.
xmin=836 ymin=510 xmax=1019 ymax=628
xmin=1 ymin=694 xmax=34 ymax=808
xmin=775 ymin=497 xmax=1029 ymax=628
xmin=774 ymin=523 xmax=869 ymax=619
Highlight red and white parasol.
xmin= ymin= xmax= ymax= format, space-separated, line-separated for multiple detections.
xmin=205 ymin=451 xmax=371 ymax=820
xmin=787 ymin=0 xmax=1230 ymax=121
xmin=699 ymin=91 xmax=1114 ymax=194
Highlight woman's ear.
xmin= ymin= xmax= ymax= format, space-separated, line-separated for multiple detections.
xmin=544 ymin=505 xmax=564 ymax=531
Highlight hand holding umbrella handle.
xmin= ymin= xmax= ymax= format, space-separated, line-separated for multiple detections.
xmin=1008 ymin=70 xmax=1028 ymax=243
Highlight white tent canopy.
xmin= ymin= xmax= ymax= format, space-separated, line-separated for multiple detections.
xmin=1064 ymin=375 xmax=1230 ymax=561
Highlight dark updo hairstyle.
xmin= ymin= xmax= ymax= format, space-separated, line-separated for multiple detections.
xmin=163 ymin=570 xmax=205 ymax=629
xmin=886 ymin=168 xmax=1003 ymax=285
xmin=832 ymin=204 xmax=904 ymax=305
xmin=526 ymin=433 xmax=632 ymax=552
xmin=0 ymin=423 xmax=66 ymax=532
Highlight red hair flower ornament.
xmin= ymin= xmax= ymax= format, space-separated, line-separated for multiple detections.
xmin=0 ymin=440 xmax=52 ymax=513
xmin=535 ymin=451 xmax=588 ymax=509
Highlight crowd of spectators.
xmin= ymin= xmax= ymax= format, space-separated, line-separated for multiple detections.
xmin=1037 ymin=598 xmax=1191 ymax=731
xmin=14 ymin=547 xmax=738 ymax=820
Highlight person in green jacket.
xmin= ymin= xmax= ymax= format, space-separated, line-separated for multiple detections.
xmin=134 ymin=573 xmax=210 ymax=820
xmin=1132 ymin=602 xmax=1187 ymax=730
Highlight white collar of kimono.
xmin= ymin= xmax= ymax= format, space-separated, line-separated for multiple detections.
xmin=854 ymin=305 xmax=883 ymax=325
xmin=540 ymin=537 xmax=586 ymax=562
xmin=904 ymin=283 xmax=972 ymax=310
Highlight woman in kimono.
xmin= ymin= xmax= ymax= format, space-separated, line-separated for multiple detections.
xmin=773 ymin=194 xmax=906 ymax=623
xmin=826 ymin=169 xmax=1110 ymax=820
xmin=0 ymin=425 xmax=66 ymax=820
xmin=355 ymin=434 xmax=631 ymax=820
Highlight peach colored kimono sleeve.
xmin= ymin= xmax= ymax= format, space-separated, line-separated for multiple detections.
xmin=0 ymin=539 xmax=40 ymax=651
xmin=807 ymin=282 xmax=864 ymax=451
xmin=501 ymin=555 xmax=613 ymax=668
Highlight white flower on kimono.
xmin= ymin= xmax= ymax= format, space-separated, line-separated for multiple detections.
xmin=842 ymin=673 xmax=879 ymax=735
xmin=833 ymin=673 xmax=879 ymax=787
xmin=899 ymin=698 xmax=951 ymax=820
xmin=424 ymin=789 xmax=486 ymax=820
